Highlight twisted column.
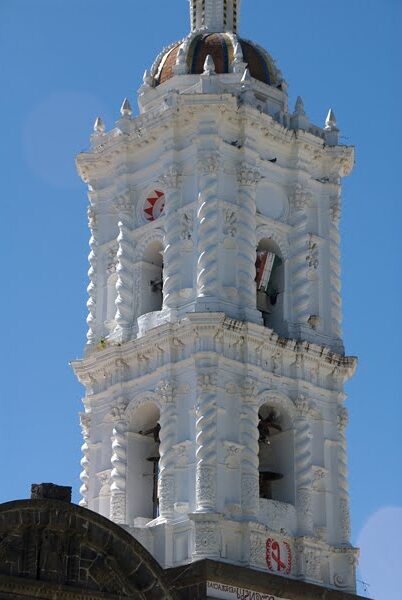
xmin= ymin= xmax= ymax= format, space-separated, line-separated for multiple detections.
xmin=196 ymin=153 xmax=220 ymax=301
xmin=79 ymin=413 xmax=91 ymax=507
xmin=86 ymin=206 xmax=98 ymax=345
xmin=337 ymin=406 xmax=351 ymax=543
xmin=160 ymin=168 xmax=181 ymax=310
xmin=290 ymin=185 xmax=312 ymax=325
xmin=110 ymin=401 xmax=128 ymax=524
xmin=157 ymin=380 xmax=177 ymax=519
xmin=329 ymin=194 xmax=342 ymax=339
xmin=294 ymin=398 xmax=314 ymax=535
xmin=237 ymin=166 xmax=261 ymax=309
xmin=240 ymin=380 xmax=260 ymax=517
xmin=196 ymin=373 xmax=218 ymax=512
xmin=114 ymin=212 xmax=134 ymax=341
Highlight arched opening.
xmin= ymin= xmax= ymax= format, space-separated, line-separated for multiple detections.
xmin=126 ymin=403 xmax=160 ymax=524
xmin=258 ymin=404 xmax=294 ymax=505
xmin=255 ymin=238 xmax=284 ymax=333
xmin=104 ymin=272 xmax=118 ymax=333
xmin=140 ymin=241 xmax=163 ymax=316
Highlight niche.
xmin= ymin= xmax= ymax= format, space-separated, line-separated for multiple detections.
xmin=104 ymin=272 xmax=118 ymax=333
xmin=258 ymin=404 xmax=294 ymax=504
xmin=126 ymin=403 xmax=160 ymax=523
xmin=255 ymin=238 xmax=284 ymax=333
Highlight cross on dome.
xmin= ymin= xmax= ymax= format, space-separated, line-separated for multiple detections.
xmin=189 ymin=0 xmax=241 ymax=33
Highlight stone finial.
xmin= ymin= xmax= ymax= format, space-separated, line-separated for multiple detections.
xmin=324 ymin=108 xmax=340 ymax=146
xmin=325 ymin=108 xmax=337 ymax=130
xmin=173 ymin=45 xmax=188 ymax=75
xmin=294 ymin=96 xmax=306 ymax=116
xmin=120 ymin=98 xmax=132 ymax=117
xmin=203 ymin=54 xmax=216 ymax=75
xmin=143 ymin=69 xmax=153 ymax=87
xmin=31 ymin=483 xmax=72 ymax=502
xmin=290 ymin=96 xmax=310 ymax=131
xmin=93 ymin=116 xmax=105 ymax=133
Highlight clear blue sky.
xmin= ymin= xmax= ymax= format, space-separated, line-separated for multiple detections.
xmin=0 ymin=1 xmax=400 ymax=597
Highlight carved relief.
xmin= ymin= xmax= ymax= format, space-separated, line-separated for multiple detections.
xmin=180 ymin=211 xmax=193 ymax=243
xmin=306 ymin=235 xmax=319 ymax=270
xmin=289 ymin=184 xmax=312 ymax=213
xmin=194 ymin=522 xmax=220 ymax=555
xmin=107 ymin=242 xmax=118 ymax=275
xmin=223 ymin=209 xmax=237 ymax=237
xmin=237 ymin=165 xmax=261 ymax=187
xmin=223 ymin=441 xmax=244 ymax=468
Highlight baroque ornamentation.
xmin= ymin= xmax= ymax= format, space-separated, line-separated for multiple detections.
xmin=223 ymin=209 xmax=237 ymax=237
xmin=306 ymin=235 xmax=319 ymax=270
xmin=114 ymin=218 xmax=135 ymax=340
xmin=194 ymin=522 xmax=220 ymax=556
xmin=197 ymin=154 xmax=220 ymax=298
xmin=180 ymin=211 xmax=193 ymax=242
xmin=237 ymin=164 xmax=261 ymax=187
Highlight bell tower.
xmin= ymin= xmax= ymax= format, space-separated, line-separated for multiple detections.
xmin=73 ymin=0 xmax=361 ymax=596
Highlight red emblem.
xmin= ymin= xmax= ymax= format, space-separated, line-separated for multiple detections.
xmin=144 ymin=190 xmax=165 ymax=221
xmin=266 ymin=538 xmax=292 ymax=575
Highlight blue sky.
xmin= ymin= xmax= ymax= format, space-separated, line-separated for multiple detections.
xmin=0 ymin=1 xmax=400 ymax=597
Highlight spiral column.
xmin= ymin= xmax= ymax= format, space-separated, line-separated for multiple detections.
xmin=195 ymin=373 xmax=218 ymax=512
xmin=79 ymin=413 xmax=91 ymax=507
xmin=337 ymin=406 xmax=351 ymax=543
xmin=86 ymin=206 xmax=98 ymax=345
xmin=237 ymin=165 xmax=261 ymax=310
xmin=196 ymin=153 xmax=220 ymax=302
xmin=157 ymin=380 xmax=177 ymax=519
xmin=114 ymin=209 xmax=134 ymax=341
xmin=329 ymin=194 xmax=342 ymax=339
xmin=240 ymin=381 xmax=260 ymax=517
xmin=290 ymin=185 xmax=312 ymax=326
xmin=110 ymin=402 xmax=128 ymax=524
xmin=294 ymin=399 xmax=314 ymax=535
xmin=160 ymin=168 xmax=182 ymax=310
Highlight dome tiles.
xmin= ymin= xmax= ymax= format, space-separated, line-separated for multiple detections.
xmin=155 ymin=33 xmax=278 ymax=87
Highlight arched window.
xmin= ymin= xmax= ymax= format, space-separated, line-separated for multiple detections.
xmin=258 ymin=404 xmax=294 ymax=505
xmin=126 ymin=403 xmax=160 ymax=523
xmin=255 ymin=238 xmax=285 ymax=333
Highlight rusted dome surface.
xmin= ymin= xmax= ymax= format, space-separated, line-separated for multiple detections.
xmin=155 ymin=33 xmax=277 ymax=87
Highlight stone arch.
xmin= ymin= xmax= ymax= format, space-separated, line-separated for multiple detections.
xmin=133 ymin=228 xmax=165 ymax=263
xmin=0 ymin=500 xmax=175 ymax=599
xmin=255 ymin=224 xmax=289 ymax=260
xmin=256 ymin=390 xmax=296 ymax=426
xmin=126 ymin=391 xmax=162 ymax=420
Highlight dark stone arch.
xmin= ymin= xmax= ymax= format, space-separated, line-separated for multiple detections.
xmin=0 ymin=499 xmax=176 ymax=599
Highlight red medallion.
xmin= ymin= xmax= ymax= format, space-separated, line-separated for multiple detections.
xmin=144 ymin=190 xmax=165 ymax=221
xmin=266 ymin=537 xmax=292 ymax=575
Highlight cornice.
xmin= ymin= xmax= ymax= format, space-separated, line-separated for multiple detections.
xmin=72 ymin=314 xmax=356 ymax=390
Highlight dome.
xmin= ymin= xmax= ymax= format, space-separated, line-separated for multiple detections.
xmin=154 ymin=33 xmax=280 ymax=88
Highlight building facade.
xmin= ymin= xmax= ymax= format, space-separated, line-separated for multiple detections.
xmin=73 ymin=0 xmax=359 ymax=595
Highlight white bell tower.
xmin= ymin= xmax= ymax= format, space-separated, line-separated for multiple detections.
xmin=73 ymin=0 xmax=359 ymax=595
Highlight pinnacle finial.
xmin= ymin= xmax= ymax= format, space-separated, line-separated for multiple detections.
xmin=120 ymin=98 xmax=132 ymax=117
xmin=294 ymin=96 xmax=305 ymax=116
xmin=325 ymin=108 xmax=337 ymax=130
xmin=93 ymin=116 xmax=105 ymax=133
xmin=203 ymin=54 xmax=216 ymax=75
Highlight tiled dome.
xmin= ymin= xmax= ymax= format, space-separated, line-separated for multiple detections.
xmin=154 ymin=33 xmax=279 ymax=87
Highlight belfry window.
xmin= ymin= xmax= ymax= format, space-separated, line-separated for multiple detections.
xmin=258 ymin=404 xmax=294 ymax=505
xmin=126 ymin=403 xmax=160 ymax=523
xmin=255 ymin=239 xmax=284 ymax=333
xmin=141 ymin=241 xmax=163 ymax=315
